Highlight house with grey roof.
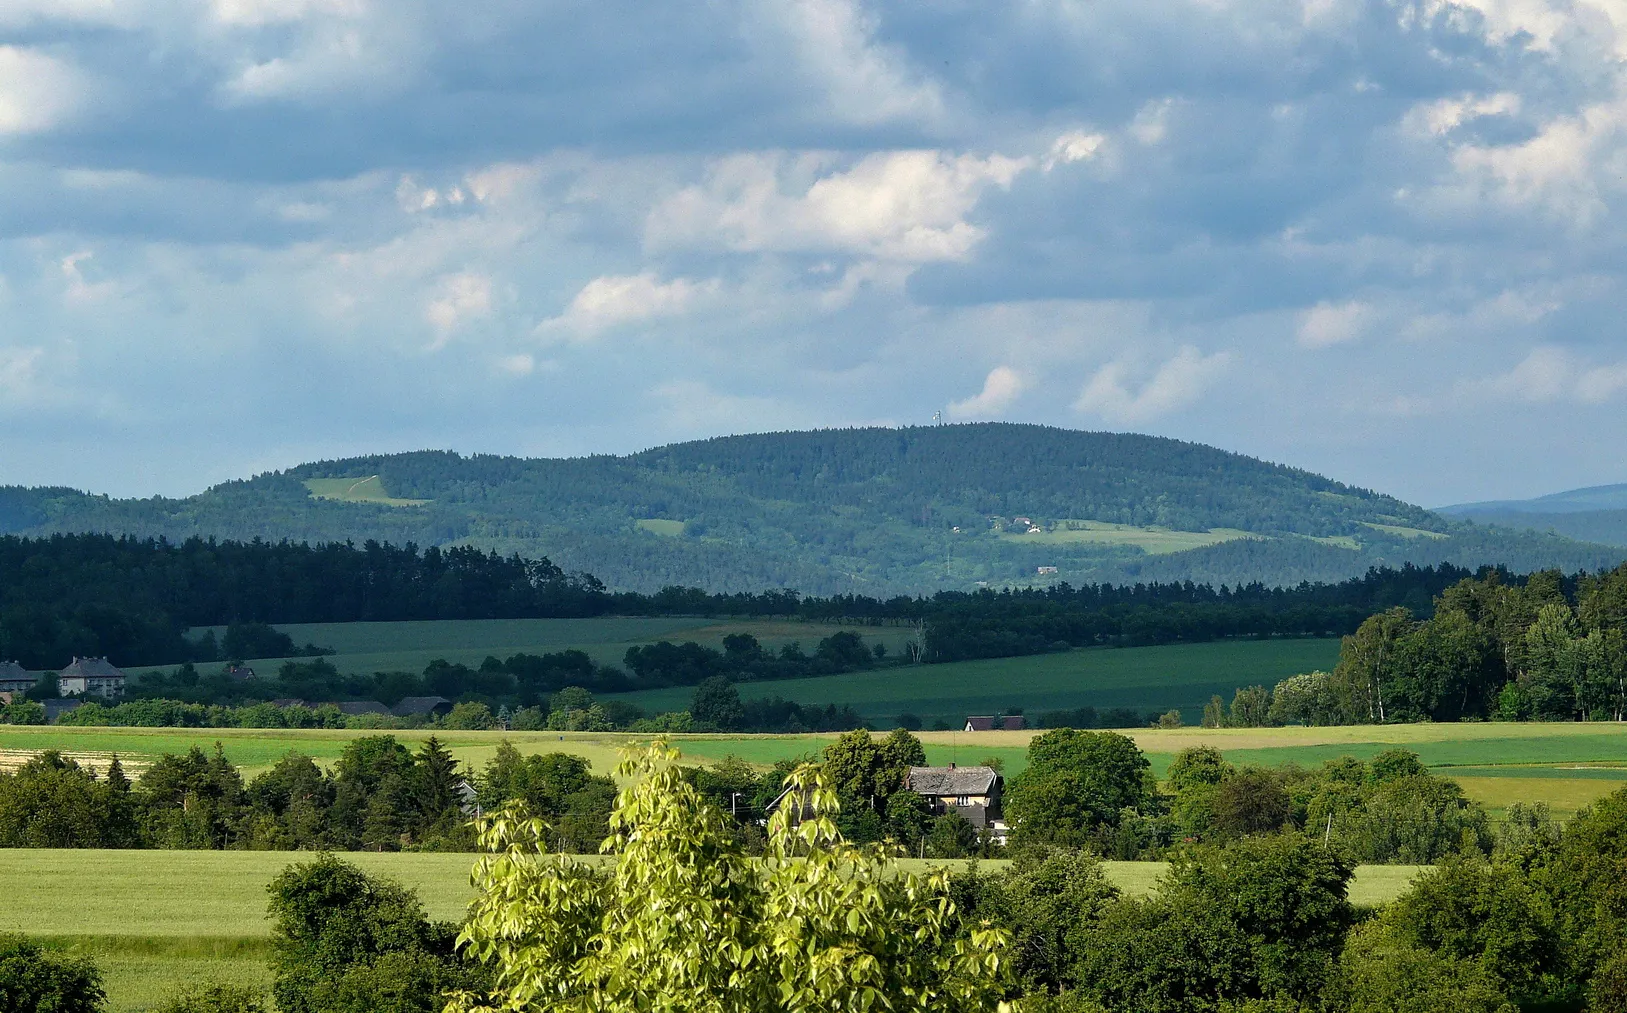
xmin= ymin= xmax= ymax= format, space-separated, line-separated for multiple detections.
xmin=0 ymin=661 xmax=39 ymax=696
xmin=391 ymin=696 xmax=453 ymax=719
xmin=905 ymin=764 xmax=1007 ymax=843
xmin=57 ymin=657 xmax=125 ymax=699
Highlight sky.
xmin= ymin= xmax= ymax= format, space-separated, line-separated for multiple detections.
xmin=3 ymin=0 xmax=1627 ymax=507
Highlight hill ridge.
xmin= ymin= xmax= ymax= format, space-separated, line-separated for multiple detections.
xmin=3 ymin=424 xmax=1621 ymax=593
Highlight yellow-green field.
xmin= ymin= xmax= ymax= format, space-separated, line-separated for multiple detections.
xmin=6 ymin=849 xmax=1425 ymax=1012
xmin=302 ymin=475 xmax=428 ymax=507
xmin=997 ymin=519 xmax=1256 ymax=555
xmin=5 ymin=721 xmax=1625 ymax=812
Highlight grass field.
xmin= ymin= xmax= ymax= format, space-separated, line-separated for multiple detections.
xmin=997 ymin=520 xmax=1257 ymax=555
xmin=152 ymin=616 xmax=919 ymax=679
xmin=6 ymin=849 xmax=1425 ymax=1012
xmin=608 ymin=639 xmax=1344 ymax=726
xmin=303 ymin=476 xmax=428 ymax=507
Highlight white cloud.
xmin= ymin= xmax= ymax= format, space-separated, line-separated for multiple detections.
xmin=647 ymin=149 xmax=1031 ymax=262
xmin=947 ymin=365 xmax=1025 ymax=419
xmin=0 ymin=47 xmax=87 ymax=135
xmin=1297 ymin=301 xmax=1371 ymax=349
xmin=540 ymin=273 xmax=719 ymax=340
xmin=424 ymin=272 xmax=492 ymax=346
xmin=1463 ymin=346 xmax=1627 ymax=405
xmin=211 ymin=0 xmax=367 ymax=27
xmin=1044 ymin=130 xmax=1106 ymax=170
xmin=753 ymin=0 xmax=942 ymax=127
xmin=1130 ymin=98 xmax=1175 ymax=145
xmin=1074 ymin=346 xmax=1230 ymax=423
xmin=1406 ymin=92 xmax=1521 ymax=136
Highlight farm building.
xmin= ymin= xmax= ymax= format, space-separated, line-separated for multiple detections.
xmin=57 ymin=657 xmax=125 ymax=699
xmin=964 ymin=715 xmax=1025 ymax=731
xmin=225 ymin=665 xmax=256 ymax=681
xmin=392 ymin=696 xmax=453 ymax=719
xmin=905 ymin=764 xmax=1007 ymax=843
xmin=0 ymin=661 xmax=38 ymax=696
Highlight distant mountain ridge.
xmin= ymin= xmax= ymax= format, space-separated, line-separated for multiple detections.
xmin=3 ymin=424 xmax=1623 ymax=593
xmin=1439 ymin=482 xmax=1627 ymax=548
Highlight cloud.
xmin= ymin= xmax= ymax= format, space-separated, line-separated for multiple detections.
xmin=425 ymin=273 xmax=493 ymax=346
xmin=1074 ymin=346 xmax=1230 ymax=423
xmin=0 ymin=47 xmax=87 ymax=135
xmin=1297 ymin=301 xmax=1370 ymax=349
xmin=755 ymin=0 xmax=943 ymax=127
xmin=646 ymin=149 xmax=1032 ymax=263
xmin=947 ymin=366 xmax=1025 ymax=419
xmin=1465 ymin=346 xmax=1627 ymax=405
xmin=540 ymin=273 xmax=719 ymax=340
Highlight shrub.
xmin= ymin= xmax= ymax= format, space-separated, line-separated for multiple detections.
xmin=0 ymin=934 xmax=106 ymax=1013
xmin=153 ymin=982 xmax=270 ymax=1013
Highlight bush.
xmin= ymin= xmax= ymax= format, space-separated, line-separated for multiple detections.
xmin=153 ymin=982 xmax=270 ymax=1013
xmin=0 ymin=934 xmax=106 ymax=1013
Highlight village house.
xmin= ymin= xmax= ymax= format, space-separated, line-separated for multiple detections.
xmin=963 ymin=714 xmax=1026 ymax=732
xmin=391 ymin=696 xmax=453 ymax=719
xmin=57 ymin=657 xmax=126 ymax=699
xmin=0 ymin=661 xmax=38 ymax=696
xmin=905 ymin=763 xmax=1008 ymax=843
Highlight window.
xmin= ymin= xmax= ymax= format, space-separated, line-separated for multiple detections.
xmin=956 ymin=795 xmax=969 ymax=806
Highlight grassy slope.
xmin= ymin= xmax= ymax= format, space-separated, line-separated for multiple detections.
xmin=608 ymin=639 xmax=1346 ymax=725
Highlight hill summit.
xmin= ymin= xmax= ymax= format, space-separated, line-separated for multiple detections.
xmin=3 ymin=424 xmax=1621 ymax=593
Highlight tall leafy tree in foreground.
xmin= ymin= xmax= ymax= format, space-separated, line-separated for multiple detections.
xmin=450 ymin=740 xmax=1010 ymax=1013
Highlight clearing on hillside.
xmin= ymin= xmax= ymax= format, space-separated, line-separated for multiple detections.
xmin=303 ymin=475 xmax=428 ymax=507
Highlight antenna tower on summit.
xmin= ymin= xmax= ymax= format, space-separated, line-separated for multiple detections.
xmin=933 ymin=410 xmax=942 ymax=426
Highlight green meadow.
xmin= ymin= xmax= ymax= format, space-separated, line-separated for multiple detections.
xmin=608 ymin=638 xmax=1345 ymax=726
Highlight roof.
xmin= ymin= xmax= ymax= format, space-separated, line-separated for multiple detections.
xmin=336 ymin=701 xmax=392 ymax=716
xmin=270 ymin=698 xmax=308 ymax=709
xmin=0 ymin=661 xmax=29 ymax=680
xmin=906 ymin=766 xmax=1000 ymax=797
xmin=225 ymin=665 xmax=256 ymax=681
xmin=43 ymin=699 xmax=82 ymax=719
xmin=391 ymin=696 xmax=452 ymax=717
xmin=59 ymin=657 xmax=125 ymax=679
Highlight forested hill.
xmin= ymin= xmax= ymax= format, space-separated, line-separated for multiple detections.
xmin=3 ymin=424 xmax=1622 ymax=593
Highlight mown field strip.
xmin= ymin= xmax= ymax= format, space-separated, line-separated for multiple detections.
xmin=1 ymin=851 xmax=1428 ymax=943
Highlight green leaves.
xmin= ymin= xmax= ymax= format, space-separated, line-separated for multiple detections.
xmin=452 ymin=740 xmax=1010 ymax=1013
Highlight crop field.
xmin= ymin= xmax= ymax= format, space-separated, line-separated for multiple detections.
xmin=6 ymin=849 xmax=1423 ymax=1012
xmin=998 ymin=519 xmax=1257 ymax=554
xmin=148 ymin=616 xmax=918 ymax=679
xmin=608 ymin=638 xmax=1345 ymax=726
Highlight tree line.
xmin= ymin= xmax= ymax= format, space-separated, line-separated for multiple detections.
xmin=0 ymin=532 xmax=1507 ymax=671
xmin=8 ymin=740 xmax=1626 ymax=1013
xmin=1220 ymin=562 xmax=1627 ymax=725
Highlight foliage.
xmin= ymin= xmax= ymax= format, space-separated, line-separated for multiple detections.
xmin=0 ymin=750 xmax=138 ymax=847
xmin=153 ymin=982 xmax=271 ymax=1013
xmin=1326 ymin=922 xmax=1517 ymax=1013
xmin=450 ymin=740 xmax=1011 ymax=1012
xmin=0 ymin=934 xmax=106 ymax=1013
xmin=266 ymin=853 xmax=480 ymax=1013
xmin=1006 ymin=729 xmax=1153 ymax=849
